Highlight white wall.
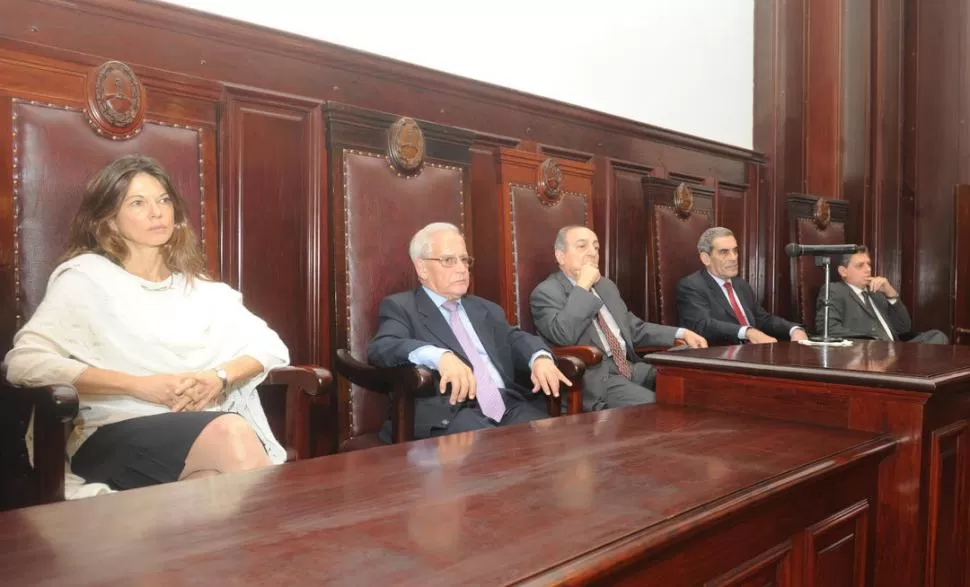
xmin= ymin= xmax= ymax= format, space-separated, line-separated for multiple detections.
xmin=162 ymin=0 xmax=753 ymax=148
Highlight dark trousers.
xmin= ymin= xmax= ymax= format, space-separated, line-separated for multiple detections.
xmin=430 ymin=387 xmax=548 ymax=436
xmin=908 ymin=329 xmax=950 ymax=344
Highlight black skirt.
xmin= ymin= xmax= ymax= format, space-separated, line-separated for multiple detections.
xmin=71 ymin=411 xmax=227 ymax=490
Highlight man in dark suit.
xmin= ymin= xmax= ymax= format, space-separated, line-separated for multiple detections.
xmin=677 ymin=227 xmax=808 ymax=346
xmin=816 ymin=246 xmax=949 ymax=344
xmin=530 ymin=226 xmax=707 ymax=410
xmin=368 ymin=222 xmax=570 ymax=439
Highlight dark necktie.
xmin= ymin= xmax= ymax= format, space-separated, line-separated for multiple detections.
xmin=441 ymin=300 xmax=506 ymax=421
xmin=724 ymin=282 xmax=750 ymax=326
xmin=595 ymin=311 xmax=632 ymax=379
xmin=862 ymin=291 xmax=893 ymax=340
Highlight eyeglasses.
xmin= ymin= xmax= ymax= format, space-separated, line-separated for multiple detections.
xmin=422 ymin=255 xmax=474 ymax=268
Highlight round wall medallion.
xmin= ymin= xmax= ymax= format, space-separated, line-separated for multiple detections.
xmin=813 ymin=197 xmax=832 ymax=229
xmin=387 ymin=117 xmax=426 ymax=174
xmin=674 ymin=182 xmax=695 ymax=217
xmin=85 ymin=60 xmax=145 ymax=138
xmin=538 ymin=158 xmax=563 ymax=201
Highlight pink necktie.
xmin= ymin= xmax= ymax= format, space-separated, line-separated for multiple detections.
xmin=442 ymin=301 xmax=506 ymax=421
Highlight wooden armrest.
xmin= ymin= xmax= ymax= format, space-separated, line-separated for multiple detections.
xmin=636 ymin=339 xmax=687 ymax=357
xmin=1 ymin=375 xmax=79 ymax=504
xmin=334 ymin=349 xmax=433 ymax=395
xmin=264 ymin=365 xmax=333 ymax=397
xmin=5 ymin=382 xmax=79 ymax=424
xmin=552 ymin=354 xmax=586 ymax=381
xmin=551 ymin=345 xmax=604 ymax=366
xmin=334 ymin=349 xmax=434 ymax=444
xmin=548 ymin=354 xmax=586 ymax=416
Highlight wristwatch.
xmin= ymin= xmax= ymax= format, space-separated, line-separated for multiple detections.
xmin=213 ymin=367 xmax=230 ymax=395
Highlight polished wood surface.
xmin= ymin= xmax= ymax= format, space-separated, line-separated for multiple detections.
xmin=0 ymin=405 xmax=892 ymax=586
xmin=648 ymin=341 xmax=970 ymax=587
xmin=648 ymin=339 xmax=970 ymax=391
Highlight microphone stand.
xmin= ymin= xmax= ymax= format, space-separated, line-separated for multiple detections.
xmin=809 ymin=255 xmax=844 ymax=344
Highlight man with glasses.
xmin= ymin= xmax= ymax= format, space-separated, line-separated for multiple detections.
xmin=368 ymin=222 xmax=571 ymax=438
xmin=531 ymin=225 xmax=707 ymax=411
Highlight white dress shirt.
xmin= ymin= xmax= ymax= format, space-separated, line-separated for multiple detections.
xmin=567 ymin=274 xmax=685 ymax=357
xmin=707 ymin=272 xmax=804 ymax=340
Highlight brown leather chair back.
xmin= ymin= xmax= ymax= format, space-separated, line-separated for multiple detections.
xmin=489 ymin=150 xmax=594 ymax=331
xmin=2 ymin=80 xmax=214 ymax=508
xmin=327 ymin=103 xmax=474 ymax=450
xmin=10 ymin=102 xmax=208 ymax=321
xmin=786 ymin=194 xmax=850 ymax=330
xmin=643 ymin=178 xmax=714 ymax=325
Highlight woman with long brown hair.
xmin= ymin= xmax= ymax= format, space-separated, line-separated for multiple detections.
xmin=3 ymin=154 xmax=288 ymax=492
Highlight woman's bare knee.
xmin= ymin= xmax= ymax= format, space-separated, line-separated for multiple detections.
xmin=183 ymin=414 xmax=271 ymax=476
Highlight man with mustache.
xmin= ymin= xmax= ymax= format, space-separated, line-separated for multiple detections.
xmin=677 ymin=227 xmax=808 ymax=346
xmin=368 ymin=222 xmax=570 ymax=439
xmin=815 ymin=246 xmax=948 ymax=343
xmin=530 ymin=226 xmax=707 ymax=410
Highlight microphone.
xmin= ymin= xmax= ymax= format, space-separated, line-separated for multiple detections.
xmin=784 ymin=243 xmax=860 ymax=257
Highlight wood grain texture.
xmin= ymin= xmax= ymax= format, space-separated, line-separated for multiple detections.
xmin=649 ymin=340 xmax=970 ymax=587
xmin=0 ymin=404 xmax=891 ymax=586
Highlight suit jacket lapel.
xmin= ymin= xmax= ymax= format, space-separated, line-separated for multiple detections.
xmin=461 ymin=297 xmax=510 ymax=382
xmin=593 ymin=281 xmax=636 ymax=350
xmin=839 ymin=282 xmax=877 ymax=319
xmin=555 ymin=272 xmax=605 ymax=349
xmin=415 ymin=288 xmax=470 ymax=364
xmin=701 ymin=271 xmax=739 ymax=322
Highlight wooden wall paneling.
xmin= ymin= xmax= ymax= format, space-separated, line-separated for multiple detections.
xmin=0 ymin=0 xmax=761 ymax=184
xmin=869 ymin=0 xmax=905 ymax=292
xmin=953 ymin=184 xmax=970 ymax=344
xmin=754 ymin=0 xmax=807 ymax=317
xmin=804 ymin=0 xmax=843 ymax=200
xmin=221 ymin=85 xmax=324 ymax=366
xmin=840 ymin=0 xmax=872 ymax=253
xmin=596 ymin=158 xmax=654 ymax=317
xmin=903 ymin=0 xmax=969 ymax=333
xmin=469 ymin=132 xmax=519 ymax=305
xmin=800 ymin=500 xmax=870 ymax=586
xmin=924 ymin=419 xmax=969 ymax=586
xmin=714 ymin=179 xmax=754 ymax=283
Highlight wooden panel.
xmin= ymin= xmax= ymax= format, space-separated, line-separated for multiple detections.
xmin=469 ymin=134 xmax=517 ymax=305
xmin=715 ymin=181 xmax=750 ymax=278
xmin=925 ymin=420 xmax=968 ymax=586
xmin=222 ymin=87 xmax=324 ymax=365
xmin=804 ymin=0 xmax=843 ymax=199
xmin=953 ymin=185 xmax=970 ymax=345
xmin=904 ymin=0 xmax=966 ymax=333
xmin=802 ymin=500 xmax=869 ymax=587
xmin=648 ymin=340 xmax=970 ymax=587
xmin=706 ymin=542 xmax=792 ymax=586
xmin=603 ymin=160 xmax=652 ymax=316
xmin=839 ymin=0 xmax=871 ymax=246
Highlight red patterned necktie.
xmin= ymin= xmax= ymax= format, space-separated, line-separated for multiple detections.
xmin=723 ymin=282 xmax=750 ymax=326
xmin=595 ymin=312 xmax=632 ymax=379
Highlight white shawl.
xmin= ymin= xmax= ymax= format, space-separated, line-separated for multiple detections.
xmin=4 ymin=253 xmax=290 ymax=472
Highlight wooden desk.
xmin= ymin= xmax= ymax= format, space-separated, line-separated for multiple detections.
xmin=0 ymin=405 xmax=890 ymax=586
xmin=647 ymin=341 xmax=970 ymax=587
